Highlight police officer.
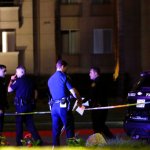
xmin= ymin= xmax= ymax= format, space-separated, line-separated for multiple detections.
xmin=48 ymin=60 xmax=82 ymax=146
xmin=89 ymin=67 xmax=115 ymax=140
xmin=8 ymin=65 xmax=43 ymax=146
xmin=0 ymin=64 xmax=8 ymax=136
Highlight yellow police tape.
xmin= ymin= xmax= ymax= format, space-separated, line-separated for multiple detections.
xmin=4 ymin=101 xmax=150 ymax=116
xmin=0 ymin=147 xmax=93 ymax=150
xmin=85 ymin=101 xmax=150 ymax=110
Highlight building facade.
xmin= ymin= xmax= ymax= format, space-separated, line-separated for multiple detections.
xmin=0 ymin=0 xmax=149 ymax=81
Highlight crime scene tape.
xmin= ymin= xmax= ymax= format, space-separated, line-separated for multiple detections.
xmin=3 ymin=101 xmax=150 ymax=116
xmin=4 ymin=111 xmax=51 ymax=116
xmin=85 ymin=101 xmax=150 ymax=111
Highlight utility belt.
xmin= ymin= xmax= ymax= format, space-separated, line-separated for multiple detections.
xmin=14 ymin=96 xmax=33 ymax=106
xmin=48 ymin=97 xmax=70 ymax=110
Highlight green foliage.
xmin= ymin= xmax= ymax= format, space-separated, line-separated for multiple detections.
xmin=67 ymin=138 xmax=85 ymax=146
xmin=0 ymin=136 xmax=9 ymax=146
xmin=21 ymin=133 xmax=40 ymax=147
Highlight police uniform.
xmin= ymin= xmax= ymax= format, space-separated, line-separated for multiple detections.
xmin=48 ymin=71 xmax=75 ymax=146
xmin=0 ymin=77 xmax=8 ymax=135
xmin=10 ymin=75 xmax=42 ymax=146
xmin=89 ymin=76 xmax=115 ymax=139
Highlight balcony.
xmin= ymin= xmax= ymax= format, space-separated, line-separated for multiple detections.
xmin=60 ymin=4 xmax=82 ymax=17
xmin=91 ymin=4 xmax=114 ymax=16
xmin=0 ymin=7 xmax=19 ymax=29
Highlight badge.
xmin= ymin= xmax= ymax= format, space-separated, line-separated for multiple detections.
xmin=91 ymin=82 xmax=96 ymax=87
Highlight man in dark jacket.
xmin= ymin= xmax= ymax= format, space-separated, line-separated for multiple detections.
xmin=0 ymin=64 xmax=8 ymax=136
xmin=89 ymin=67 xmax=115 ymax=140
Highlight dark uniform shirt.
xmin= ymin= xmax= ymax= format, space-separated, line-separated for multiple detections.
xmin=10 ymin=75 xmax=43 ymax=145
xmin=10 ymin=76 xmax=35 ymax=101
xmin=0 ymin=77 xmax=7 ymax=109
xmin=89 ymin=76 xmax=115 ymax=139
xmin=90 ymin=76 xmax=108 ymax=107
xmin=48 ymin=71 xmax=73 ymax=100
xmin=10 ymin=75 xmax=35 ymax=112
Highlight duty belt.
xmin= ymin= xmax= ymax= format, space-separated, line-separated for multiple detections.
xmin=53 ymin=100 xmax=61 ymax=103
xmin=48 ymin=97 xmax=71 ymax=111
xmin=14 ymin=96 xmax=33 ymax=106
xmin=49 ymin=97 xmax=68 ymax=105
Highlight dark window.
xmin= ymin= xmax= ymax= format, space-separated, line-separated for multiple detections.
xmin=61 ymin=30 xmax=80 ymax=54
xmin=61 ymin=0 xmax=81 ymax=4
xmin=93 ymin=29 xmax=112 ymax=54
xmin=92 ymin=0 xmax=112 ymax=4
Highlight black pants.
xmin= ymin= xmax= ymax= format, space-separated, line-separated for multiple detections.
xmin=91 ymin=109 xmax=114 ymax=139
xmin=0 ymin=112 xmax=4 ymax=135
xmin=15 ymin=114 xmax=43 ymax=146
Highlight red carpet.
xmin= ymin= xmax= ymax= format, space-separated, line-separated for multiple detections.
xmin=3 ymin=128 xmax=124 ymax=137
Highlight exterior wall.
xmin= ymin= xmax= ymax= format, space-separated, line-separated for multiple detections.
xmin=33 ymin=0 xmax=56 ymax=75
xmin=0 ymin=7 xmax=19 ymax=73
xmin=16 ymin=0 xmax=34 ymax=73
xmin=141 ymin=0 xmax=150 ymax=71
xmin=38 ymin=0 xmax=56 ymax=75
xmin=123 ymin=0 xmax=141 ymax=79
xmin=60 ymin=0 xmax=116 ymax=73
xmin=0 ymin=7 xmax=19 ymax=28
xmin=0 ymin=0 xmax=56 ymax=75
xmin=80 ymin=0 xmax=115 ymax=73
xmin=0 ymin=52 xmax=19 ymax=73
xmin=1 ymin=0 xmax=150 ymax=78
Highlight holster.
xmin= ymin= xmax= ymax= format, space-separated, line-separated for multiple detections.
xmin=61 ymin=97 xmax=71 ymax=111
xmin=14 ymin=96 xmax=34 ymax=106
xmin=48 ymin=97 xmax=71 ymax=111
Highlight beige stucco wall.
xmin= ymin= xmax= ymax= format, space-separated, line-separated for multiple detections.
xmin=16 ymin=0 xmax=56 ymax=75
xmin=16 ymin=0 xmax=34 ymax=74
xmin=0 ymin=52 xmax=19 ymax=73
xmin=0 ymin=7 xmax=19 ymax=29
xmin=39 ymin=0 xmax=56 ymax=75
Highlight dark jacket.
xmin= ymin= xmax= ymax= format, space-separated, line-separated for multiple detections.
xmin=0 ymin=77 xmax=8 ymax=109
xmin=89 ymin=76 xmax=108 ymax=107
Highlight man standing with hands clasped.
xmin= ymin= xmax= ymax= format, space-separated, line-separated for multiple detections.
xmin=48 ymin=59 xmax=83 ymax=146
xmin=8 ymin=65 xmax=43 ymax=146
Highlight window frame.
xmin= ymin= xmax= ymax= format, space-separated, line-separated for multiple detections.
xmin=61 ymin=29 xmax=80 ymax=55
xmin=93 ymin=28 xmax=113 ymax=54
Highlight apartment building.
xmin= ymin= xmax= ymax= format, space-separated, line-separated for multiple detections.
xmin=0 ymin=0 xmax=149 ymax=80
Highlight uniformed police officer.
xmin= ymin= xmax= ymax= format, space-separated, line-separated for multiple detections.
xmin=48 ymin=60 xmax=82 ymax=146
xmin=0 ymin=64 xmax=8 ymax=136
xmin=8 ymin=65 xmax=43 ymax=146
xmin=89 ymin=67 xmax=115 ymax=140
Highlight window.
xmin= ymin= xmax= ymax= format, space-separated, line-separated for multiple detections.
xmin=92 ymin=0 xmax=112 ymax=4
xmin=0 ymin=30 xmax=16 ymax=53
xmin=93 ymin=29 xmax=112 ymax=54
xmin=61 ymin=30 xmax=80 ymax=54
xmin=61 ymin=0 xmax=81 ymax=4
